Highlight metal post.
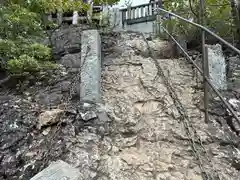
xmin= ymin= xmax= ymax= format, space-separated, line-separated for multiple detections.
xmin=200 ymin=0 xmax=209 ymax=123
xmin=204 ymin=46 xmax=210 ymax=123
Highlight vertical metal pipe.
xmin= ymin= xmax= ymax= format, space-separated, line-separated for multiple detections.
xmin=200 ymin=0 xmax=209 ymax=123
xmin=204 ymin=46 xmax=210 ymax=123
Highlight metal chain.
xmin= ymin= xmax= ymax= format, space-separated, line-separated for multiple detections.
xmin=140 ymin=32 xmax=219 ymax=180
xmin=66 ymin=44 xmax=90 ymax=108
xmin=39 ymin=45 xmax=91 ymax=167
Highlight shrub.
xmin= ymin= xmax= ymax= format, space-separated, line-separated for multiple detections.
xmin=7 ymin=54 xmax=56 ymax=74
xmin=26 ymin=43 xmax=52 ymax=61
xmin=7 ymin=55 xmax=40 ymax=74
xmin=0 ymin=39 xmax=21 ymax=60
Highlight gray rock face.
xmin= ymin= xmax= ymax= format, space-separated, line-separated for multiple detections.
xmin=59 ymin=53 xmax=81 ymax=68
xmin=227 ymin=56 xmax=240 ymax=89
xmin=30 ymin=160 xmax=82 ymax=180
xmin=35 ymin=92 xmax=63 ymax=106
xmin=80 ymin=30 xmax=101 ymax=102
xmin=51 ymin=26 xmax=82 ymax=59
xmin=99 ymin=32 xmax=240 ymax=180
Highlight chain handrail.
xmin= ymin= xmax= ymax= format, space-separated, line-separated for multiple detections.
xmin=155 ymin=8 xmax=240 ymax=55
xmin=154 ymin=7 xmax=240 ymax=124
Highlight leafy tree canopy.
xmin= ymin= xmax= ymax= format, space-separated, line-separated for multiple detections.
xmin=161 ymin=0 xmax=236 ymax=44
xmin=0 ymin=0 xmax=120 ymax=75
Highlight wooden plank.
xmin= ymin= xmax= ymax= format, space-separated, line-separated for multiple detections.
xmin=145 ymin=5 xmax=149 ymax=16
xmin=120 ymin=1 xmax=157 ymax=12
xmin=136 ymin=8 xmax=139 ymax=18
xmin=127 ymin=7 xmax=131 ymax=20
xmin=126 ymin=15 xmax=156 ymax=25
xmin=132 ymin=8 xmax=135 ymax=19
xmin=120 ymin=1 xmax=160 ymax=26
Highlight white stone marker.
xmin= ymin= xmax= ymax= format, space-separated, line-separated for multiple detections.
xmin=207 ymin=44 xmax=227 ymax=90
xmin=30 ymin=160 xmax=82 ymax=180
xmin=72 ymin=11 xmax=79 ymax=25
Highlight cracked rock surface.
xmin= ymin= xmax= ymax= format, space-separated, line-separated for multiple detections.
xmin=99 ymin=32 xmax=240 ymax=180
xmin=1 ymin=30 xmax=240 ymax=180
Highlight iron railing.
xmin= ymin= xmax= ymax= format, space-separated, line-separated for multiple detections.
xmin=154 ymin=7 xmax=240 ymax=124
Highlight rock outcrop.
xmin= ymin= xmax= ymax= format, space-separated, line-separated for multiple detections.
xmin=1 ymin=28 xmax=240 ymax=180
xmin=99 ymin=31 xmax=240 ymax=180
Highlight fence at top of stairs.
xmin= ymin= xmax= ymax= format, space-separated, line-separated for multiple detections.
xmin=47 ymin=2 xmax=103 ymax=25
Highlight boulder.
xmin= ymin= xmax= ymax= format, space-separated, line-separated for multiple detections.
xmin=51 ymin=26 xmax=82 ymax=59
xmin=38 ymin=109 xmax=64 ymax=129
xmin=30 ymin=160 xmax=82 ymax=180
xmin=59 ymin=53 xmax=81 ymax=68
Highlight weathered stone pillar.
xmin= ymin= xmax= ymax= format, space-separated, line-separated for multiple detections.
xmin=206 ymin=44 xmax=227 ymax=90
xmin=72 ymin=11 xmax=79 ymax=24
xmin=80 ymin=30 xmax=101 ymax=102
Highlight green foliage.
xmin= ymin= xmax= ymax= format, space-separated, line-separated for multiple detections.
xmin=0 ymin=38 xmax=53 ymax=74
xmin=205 ymin=0 xmax=233 ymax=36
xmin=26 ymin=43 xmax=52 ymax=61
xmin=0 ymin=3 xmax=44 ymax=39
xmin=161 ymin=0 xmax=234 ymax=42
xmin=93 ymin=0 xmax=120 ymax=5
xmin=7 ymin=55 xmax=41 ymax=74
xmin=0 ymin=39 xmax=21 ymax=61
xmin=7 ymin=55 xmax=56 ymax=74
xmin=0 ymin=39 xmax=52 ymax=61
xmin=0 ymin=0 xmax=59 ymax=75
xmin=1 ymin=0 xmax=120 ymax=75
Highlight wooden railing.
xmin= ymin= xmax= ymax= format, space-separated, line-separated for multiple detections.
xmin=120 ymin=1 xmax=159 ymax=26
xmin=48 ymin=5 xmax=103 ymax=25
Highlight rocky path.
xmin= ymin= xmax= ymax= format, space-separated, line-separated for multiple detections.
xmin=1 ymin=29 xmax=240 ymax=180
xmin=98 ymin=32 xmax=240 ymax=180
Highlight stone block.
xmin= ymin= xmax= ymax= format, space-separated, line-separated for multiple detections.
xmin=207 ymin=44 xmax=227 ymax=90
xmin=59 ymin=53 xmax=81 ymax=68
xmin=30 ymin=160 xmax=82 ymax=180
xmin=80 ymin=30 xmax=101 ymax=102
xmin=51 ymin=26 xmax=82 ymax=58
